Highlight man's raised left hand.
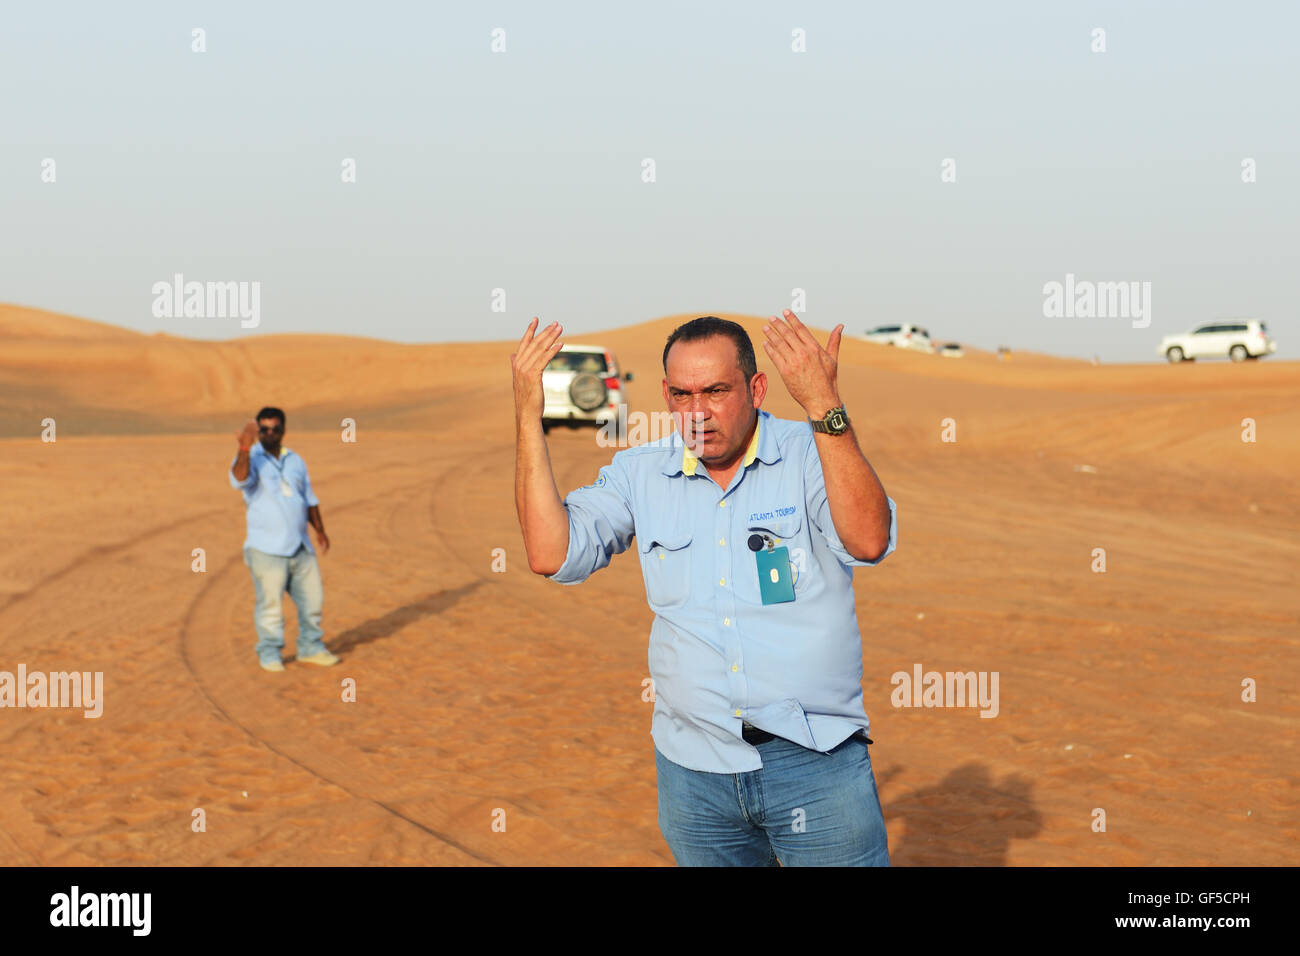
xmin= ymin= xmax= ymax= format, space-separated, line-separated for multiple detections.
xmin=760 ymin=310 xmax=844 ymax=418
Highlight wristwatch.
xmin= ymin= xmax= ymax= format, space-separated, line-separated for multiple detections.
xmin=809 ymin=405 xmax=850 ymax=435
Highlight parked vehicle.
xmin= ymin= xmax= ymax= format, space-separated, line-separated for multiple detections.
xmin=1158 ymin=320 xmax=1277 ymax=363
xmin=935 ymin=342 xmax=964 ymax=357
xmin=863 ymin=323 xmax=933 ymax=352
xmin=542 ymin=345 xmax=632 ymax=434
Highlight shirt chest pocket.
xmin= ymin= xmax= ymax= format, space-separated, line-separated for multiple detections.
xmin=639 ymin=530 xmax=694 ymax=610
xmin=736 ymin=513 xmax=808 ymax=605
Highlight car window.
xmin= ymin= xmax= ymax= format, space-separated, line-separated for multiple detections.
xmin=1193 ymin=325 xmax=1216 ymax=334
xmin=546 ymin=352 xmax=608 ymax=373
xmin=871 ymin=325 xmax=902 ymax=334
xmin=1226 ymin=323 xmax=1248 ymax=332
xmin=1260 ymin=322 xmax=1268 ymax=332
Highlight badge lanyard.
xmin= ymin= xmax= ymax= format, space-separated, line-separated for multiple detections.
xmin=260 ymin=449 xmax=296 ymax=498
xmin=747 ymin=532 xmax=796 ymax=605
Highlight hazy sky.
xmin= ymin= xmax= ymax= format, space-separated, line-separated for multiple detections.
xmin=3 ymin=1 xmax=1297 ymax=361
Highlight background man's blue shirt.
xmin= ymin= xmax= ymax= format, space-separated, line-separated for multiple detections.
xmin=228 ymin=444 xmax=320 ymax=557
xmin=548 ymin=408 xmax=898 ymax=774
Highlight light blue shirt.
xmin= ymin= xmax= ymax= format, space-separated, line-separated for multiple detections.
xmin=548 ymin=408 xmax=898 ymax=773
xmin=229 ymin=444 xmax=320 ymax=557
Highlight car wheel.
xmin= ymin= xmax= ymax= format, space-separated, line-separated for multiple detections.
xmin=569 ymin=372 xmax=608 ymax=411
xmin=1166 ymin=346 xmax=1185 ymax=363
xmin=1229 ymin=345 xmax=1248 ymax=362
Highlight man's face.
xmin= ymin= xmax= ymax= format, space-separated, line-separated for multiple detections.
xmin=662 ymin=336 xmax=767 ymax=466
xmin=257 ymin=417 xmax=284 ymax=451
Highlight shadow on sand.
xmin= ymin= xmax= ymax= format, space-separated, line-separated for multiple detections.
xmin=322 ymin=581 xmax=483 ymax=656
xmin=877 ymin=762 xmax=1043 ymax=866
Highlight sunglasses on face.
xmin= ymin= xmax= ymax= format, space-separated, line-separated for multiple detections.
xmin=258 ymin=425 xmax=284 ymax=434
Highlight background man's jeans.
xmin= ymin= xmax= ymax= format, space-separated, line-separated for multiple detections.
xmin=655 ymin=732 xmax=890 ymax=866
xmin=243 ymin=545 xmax=327 ymax=664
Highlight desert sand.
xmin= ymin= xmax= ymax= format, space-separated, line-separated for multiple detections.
xmin=0 ymin=302 xmax=1295 ymax=865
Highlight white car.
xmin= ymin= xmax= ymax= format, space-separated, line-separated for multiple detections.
xmin=935 ymin=342 xmax=964 ymax=357
xmin=864 ymin=323 xmax=933 ymax=352
xmin=1158 ymin=320 xmax=1277 ymax=363
xmin=542 ymin=344 xmax=631 ymax=434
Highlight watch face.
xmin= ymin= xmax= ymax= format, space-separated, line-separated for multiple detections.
xmin=828 ymin=409 xmax=847 ymax=432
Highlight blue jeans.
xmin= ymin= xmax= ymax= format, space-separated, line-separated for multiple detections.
xmin=655 ymin=733 xmax=890 ymax=866
xmin=243 ymin=545 xmax=327 ymax=663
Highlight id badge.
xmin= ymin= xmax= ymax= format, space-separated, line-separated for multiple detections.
xmin=756 ymin=546 xmax=796 ymax=605
xmin=280 ymin=479 xmax=294 ymax=497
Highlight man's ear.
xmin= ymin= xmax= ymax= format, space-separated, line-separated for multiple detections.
xmin=749 ymin=371 xmax=768 ymax=409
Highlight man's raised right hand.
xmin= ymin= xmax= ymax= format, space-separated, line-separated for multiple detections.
xmin=510 ymin=317 xmax=564 ymax=424
xmin=237 ymin=420 xmax=258 ymax=450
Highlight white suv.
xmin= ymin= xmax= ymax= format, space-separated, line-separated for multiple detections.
xmin=542 ymin=344 xmax=632 ymax=434
xmin=1158 ymin=320 xmax=1277 ymax=363
xmin=864 ymin=323 xmax=933 ymax=352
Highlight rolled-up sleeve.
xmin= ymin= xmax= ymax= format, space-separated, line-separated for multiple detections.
xmin=804 ymin=438 xmax=897 ymax=567
xmin=302 ymin=464 xmax=320 ymax=507
xmin=547 ymin=456 xmax=636 ymax=586
xmin=229 ymin=454 xmax=257 ymax=491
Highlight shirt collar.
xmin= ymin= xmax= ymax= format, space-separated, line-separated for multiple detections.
xmin=662 ymin=409 xmax=781 ymax=477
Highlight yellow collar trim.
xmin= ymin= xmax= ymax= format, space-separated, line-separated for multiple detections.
xmin=681 ymin=416 xmax=760 ymax=477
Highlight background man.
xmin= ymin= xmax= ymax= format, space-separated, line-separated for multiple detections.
xmin=229 ymin=406 xmax=339 ymax=672
xmin=512 ymin=313 xmax=898 ymax=866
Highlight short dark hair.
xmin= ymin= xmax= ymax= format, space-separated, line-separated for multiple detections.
xmin=662 ymin=316 xmax=757 ymax=383
xmin=256 ymin=406 xmax=286 ymax=429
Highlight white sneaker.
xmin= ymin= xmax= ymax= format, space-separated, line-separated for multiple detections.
xmin=297 ymin=650 xmax=340 ymax=667
xmin=260 ymin=658 xmax=286 ymax=672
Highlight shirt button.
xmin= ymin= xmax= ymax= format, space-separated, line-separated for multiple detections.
xmin=719 ymin=577 xmax=726 ymax=586
xmin=724 ymin=617 xmax=731 ymax=626
xmin=719 ymin=501 xmax=727 ymax=508
xmin=731 ymin=664 xmax=739 ymax=672
xmin=734 ymin=709 xmax=742 ymax=717
xmin=718 ymin=538 xmax=725 ymax=546
xmin=658 ymin=552 xmax=665 ymax=560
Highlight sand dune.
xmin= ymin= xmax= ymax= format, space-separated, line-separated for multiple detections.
xmin=0 ymin=303 xmax=1295 ymax=865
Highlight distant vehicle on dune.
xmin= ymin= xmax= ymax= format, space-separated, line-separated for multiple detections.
xmin=542 ymin=344 xmax=632 ymax=435
xmin=1158 ymin=320 xmax=1277 ymax=363
xmin=935 ymin=342 xmax=964 ymax=357
xmin=863 ymin=323 xmax=933 ymax=352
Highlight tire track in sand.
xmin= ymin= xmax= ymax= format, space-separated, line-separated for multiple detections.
xmin=179 ymin=459 xmax=503 ymax=865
